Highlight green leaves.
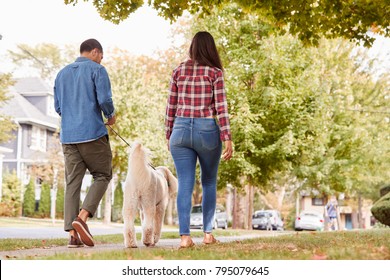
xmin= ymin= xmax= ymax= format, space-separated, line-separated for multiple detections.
xmin=105 ymin=49 xmax=176 ymax=177
xmin=65 ymin=0 xmax=144 ymax=24
xmin=192 ymin=4 xmax=390 ymax=198
xmin=0 ymin=73 xmax=17 ymax=143
xmin=64 ymin=0 xmax=390 ymax=46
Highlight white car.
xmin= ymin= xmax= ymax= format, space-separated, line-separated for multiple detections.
xmin=189 ymin=204 xmax=228 ymax=229
xmin=252 ymin=210 xmax=284 ymax=231
xmin=295 ymin=210 xmax=325 ymax=231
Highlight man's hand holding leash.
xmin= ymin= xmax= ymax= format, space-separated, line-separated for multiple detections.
xmin=105 ymin=115 xmax=116 ymax=126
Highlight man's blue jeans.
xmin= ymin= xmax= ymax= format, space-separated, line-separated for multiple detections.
xmin=170 ymin=117 xmax=222 ymax=235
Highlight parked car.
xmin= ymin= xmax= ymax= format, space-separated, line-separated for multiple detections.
xmin=252 ymin=210 xmax=284 ymax=231
xmin=215 ymin=204 xmax=228 ymax=229
xmin=189 ymin=204 xmax=228 ymax=229
xmin=295 ymin=210 xmax=325 ymax=231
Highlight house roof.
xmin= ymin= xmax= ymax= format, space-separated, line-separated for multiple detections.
xmin=0 ymin=78 xmax=59 ymax=130
xmin=14 ymin=77 xmax=53 ymax=96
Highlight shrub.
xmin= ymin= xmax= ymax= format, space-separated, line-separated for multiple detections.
xmin=371 ymin=192 xmax=390 ymax=226
xmin=379 ymin=184 xmax=390 ymax=197
xmin=23 ymin=179 xmax=36 ymax=217
xmin=38 ymin=182 xmax=51 ymax=217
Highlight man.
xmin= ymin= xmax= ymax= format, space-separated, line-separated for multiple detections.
xmin=54 ymin=39 xmax=116 ymax=248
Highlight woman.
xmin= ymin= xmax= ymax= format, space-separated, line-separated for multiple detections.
xmin=165 ymin=31 xmax=233 ymax=248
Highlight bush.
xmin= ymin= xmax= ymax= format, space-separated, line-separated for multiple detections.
xmin=56 ymin=184 xmax=65 ymax=219
xmin=38 ymin=182 xmax=51 ymax=217
xmin=379 ymin=184 xmax=390 ymax=197
xmin=23 ymin=180 xmax=36 ymax=217
xmin=0 ymin=171 xmax=22 ymax=216
xmin=371 ymin=192 xmax=390 ymax=226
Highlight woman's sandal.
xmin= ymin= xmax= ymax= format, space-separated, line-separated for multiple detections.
xmin=179 ymin=238 xmax=195 ymax=249
xmin=202 ymin=234 xmax=219 ymax=245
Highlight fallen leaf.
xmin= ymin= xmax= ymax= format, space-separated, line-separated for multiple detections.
xmin=312 ymin=254 xmax=328 ymax=260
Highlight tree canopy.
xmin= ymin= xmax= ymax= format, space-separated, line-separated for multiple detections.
xmin=0 ymin=73 xmax=17 ymax=143
xmin=189 ymin=4 xmax=390 ymax=198
xmin=64 ymin=0 xmax=389 ymax=46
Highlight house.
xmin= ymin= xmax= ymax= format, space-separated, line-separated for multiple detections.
xmin=0 ymin=77 xmax=59 ymax=188
xmin=297 ymin=191 xmax=374 ymax=230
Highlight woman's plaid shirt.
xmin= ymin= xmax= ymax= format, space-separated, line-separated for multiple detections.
xmin=165 ymin=60 xmax=232 ymax=141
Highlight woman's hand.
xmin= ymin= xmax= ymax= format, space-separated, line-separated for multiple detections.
xmin=222 ymin=140 xmax=233 ymax=161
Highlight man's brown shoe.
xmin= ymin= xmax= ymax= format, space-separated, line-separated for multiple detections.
xmin=67 ymin=236 xmax=84 ymax=248
xmin=72 ymin=217 xmax=94 ymax=247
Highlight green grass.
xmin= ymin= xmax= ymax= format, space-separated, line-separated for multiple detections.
xmin=0 ymin=229 xmax=247 ymax=251
xmin=2 ymin=229 xmax=389 ymax=260
xmin=2 ymin=218 xmax=388 ymax=260
xmin=45 ymin=229 xmax=389 ymax=260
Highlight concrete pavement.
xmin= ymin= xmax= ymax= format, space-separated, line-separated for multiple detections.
xmin=1 ymin=233 xmax=286 ymax=259
xmin=0 ymin=218 xmax=291 ymax=259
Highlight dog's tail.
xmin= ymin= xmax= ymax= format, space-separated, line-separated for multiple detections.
xmin=158 ymin=166 xmax=178 ymax=198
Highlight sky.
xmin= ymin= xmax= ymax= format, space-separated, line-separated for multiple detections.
xmin=0 ymin=0 xmax=174 ymax=75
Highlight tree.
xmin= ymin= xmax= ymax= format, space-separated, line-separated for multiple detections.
xmin=187 ymin=4 xmax=390 ymax=227
xmin=56 ymin=184 xmax=65 ymax=219
xmin=64 ymin=0 xmax=389 ymax=46
xmin=7 ymin=43 xmax=75 ymax=83
xmin=0 ymin=73 xmax=17 ymax=143
xmin=105 ymin=49 xmax=178 ymax=176
xmin=0 ymin=171 xmax=22 ymax=217
xmin=23 ymin=180 xmax=36 ymax=217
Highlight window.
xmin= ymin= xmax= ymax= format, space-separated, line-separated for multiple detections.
xmin=31 ymin=126 xmax=47 ymax=152
xmin=312 ymin=197 xmax=325 ymax=206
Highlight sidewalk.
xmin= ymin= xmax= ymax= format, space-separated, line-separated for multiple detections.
xmin=0 ymin=217 xmax=291 ymax=259
xmin=1 ymin=233 xmax=284 ymax=259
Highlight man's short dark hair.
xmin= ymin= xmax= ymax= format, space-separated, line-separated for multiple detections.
xmin=80 ymin=39 xmax=103 ymax=53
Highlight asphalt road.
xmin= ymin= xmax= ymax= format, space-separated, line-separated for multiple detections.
xmin=0 ymin=222 xmax=132 ymax=239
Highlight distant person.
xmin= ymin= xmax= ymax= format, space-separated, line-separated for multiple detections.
xmin=266 ymin=213 xmax=273 ymax=231
xmin=54 ymin=38 xmax=116 ymax=248
xmin=165 ymin=31 xmax=233 ymax=249
xmin=326 ymin=196 xmax=338 ymax=231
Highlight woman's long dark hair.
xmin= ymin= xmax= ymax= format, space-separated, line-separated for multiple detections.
xmin=189 ymin=31 xmax=223 ymax=70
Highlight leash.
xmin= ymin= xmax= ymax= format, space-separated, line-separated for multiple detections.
xmin=107 ymin=125 xmax=156 ymax=170
xmin=107 ymin=125 xmax=130 ymax=147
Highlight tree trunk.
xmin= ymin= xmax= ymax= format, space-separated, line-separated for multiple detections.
xmin=277 ymin=186 xmax=286 ymax=210
xmin=225 ymin=184 xmax=233 ymax=223
xmin=244 ymin=185 xmax=249 ymax=229
xmin=351 ymin=209 xmax=359 ymax=229
xmin=232 ymin=187 xmax=238 ymax=229
xmin=165 ymin=196 xmax=174 ymax=225
xmin=244 ymin=185 xmax=254 ymax=230
xmin=237 ymin=194 xmax=246 ymax=229
xmin=103 ymin=179 xmax=113 ymax=224
xmin=358 ymin=194 xmax=364 ymax=229
xmin=336 ymin=205 xmax=343 ymax=230
xmin=50 ymin=168 xmax=58 ymax=224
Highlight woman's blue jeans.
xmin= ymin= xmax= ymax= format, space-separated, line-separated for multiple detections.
xmin=170 ymin=117 xmax=222 ymax=235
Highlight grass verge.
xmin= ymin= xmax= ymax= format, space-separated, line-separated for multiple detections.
xmin=0 ymin=229 xmax=248 ymax=251
xmin=3 ymin=229 xmax=389 ymax=260
xmin=51 ymin=229 xmax=390 ymax=260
